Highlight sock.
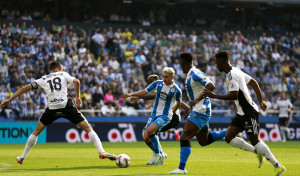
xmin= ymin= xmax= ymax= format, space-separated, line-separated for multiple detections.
xmin=280 ymin=128 xmax=286 ymax=141
xmin=210 ymin=130 xmax=227 ymax=141
xmin=155 ymin=135 xmax=164 ymax=154
xmin=255 ymin=140 xmax=281 ymax=168
xmin=148 ymin=135 xmax=161 ymax=154
xmin=21 ymin=134 xmax=38 ymax=159
xmin=88 ymin=131 xmax=105 ymax=153
xmin=179 ymin=140 xmax=191 ymax=170
xmin=229 ymin=137 xmax=256 ymax=153
xmin=284 ymin=127 xmax=290 ymax=139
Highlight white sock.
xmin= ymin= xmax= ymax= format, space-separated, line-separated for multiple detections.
xmin=280 ymin=128 xmax=286 ymax=141
xmin=255 ymin=140 xmax=281 ymax=168
xmin=21 ymin=134 xmax=38 ymax=159
xmin=88 ymin=131 xmax=105 ymax=153
xmin=229 ymin=137 xmax=256 ymax=153
xmin=284 ymin=127 xmax=290 ymax=139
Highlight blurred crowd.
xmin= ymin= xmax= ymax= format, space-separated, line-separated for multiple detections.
xmin=0 ymin=21 xmax=299 ymax=120
xmin=1 ymin=2 xmax=300 ymax=31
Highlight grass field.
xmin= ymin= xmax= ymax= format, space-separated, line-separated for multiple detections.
xmin=0 ymin=141 xmax=299 ymax=176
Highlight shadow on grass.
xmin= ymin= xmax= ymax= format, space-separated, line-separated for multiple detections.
xmin=2 ymin=164 xmax=152 ymax=172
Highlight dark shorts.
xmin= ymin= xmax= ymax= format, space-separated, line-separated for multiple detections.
xmin=160 ymin=114 xmax=180 ymax=132
xmin=40 ymin=98 xmax=85 ymax=126
xmin=230 ymin=111 xmax=259 ymax=135
xmin=279 ymin=117 xmax=289 ymax=126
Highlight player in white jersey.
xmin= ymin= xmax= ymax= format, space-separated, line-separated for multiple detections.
xmin=0 ymin=61 xmax=116 ymax=164
xmin=124 ymin=67 xmax=182 ymax=165
xmin=169 ymin=52 xmax=227 ymax=174
xmin=203 ymin=50 xmax=285 ymax=176
xmin=273 ymin=92 xmax=294 ymax=142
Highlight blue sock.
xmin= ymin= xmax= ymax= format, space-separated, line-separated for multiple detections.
xmin=154 ymin=135 xmax=163 ymax=154
xmin=149 ymin=135 xmax=161 ymax=154
xmin=210 ymin=130 xmax=227 ymax=141
xmin=179 ymin=147 xmax=191 ymax=170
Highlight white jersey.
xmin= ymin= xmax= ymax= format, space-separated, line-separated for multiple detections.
xmin=185 ymin=66 xmax=212 ymax=116
xmin=226 ymin=67 xmax=259 ymax=115
xmin=31 ymin=71 xmax=75 ymax=109
xmin=145 ymin=80 xmax=182 ymax=119
xmin=273 ymin=99 xmax=293 ymax=118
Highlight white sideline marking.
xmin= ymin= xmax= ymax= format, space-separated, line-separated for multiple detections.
xmin=0 ymin=163 xmax=12 ymax=169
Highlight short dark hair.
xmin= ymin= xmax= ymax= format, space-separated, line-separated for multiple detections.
xmin=179 ymin=52 xmax=193 ymax=63
xmin=49 ymin=61 xmax=62 ymax=71
xmin=215 ymin=50 xmax=230 ymax=61
xmin=147 ymin=74 xmax=159 ymax=84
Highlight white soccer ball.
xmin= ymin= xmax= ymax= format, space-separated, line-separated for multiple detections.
xmin=116 ymin=154 xmax=131 ymax=168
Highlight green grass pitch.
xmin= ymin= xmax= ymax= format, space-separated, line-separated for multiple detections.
xmin=0 ymin=141 xmax=299 ymax=176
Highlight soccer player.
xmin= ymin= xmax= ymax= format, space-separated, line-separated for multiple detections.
xmin=202 ymin=50 xmax=286 ymax=176
xmin=0 ymin=61 xmax=116 ymax=164
xmin=169 ymin=52 xmax=227 ymax=174
xmin=130 ymin=74 xmax=190 ymax=164
xmin=273 ymin=92 xmax=295 ymax=142
xmin=124 ymin=67 xmax=182 ymax=165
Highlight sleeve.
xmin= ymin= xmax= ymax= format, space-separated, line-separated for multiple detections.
xmin=192 ymin=71 xmax=212 ymax=87
xmin=145 ymin=81 xmax=159 ymax=93
xmin=175 ymin=89 xmax=182 ymax=102
xmin=64 ymin=72 xmax=76 ymax=84
xmin=288 ymin=99 xmax=293 ymax=108
xmin=228 ymin=74 xmax=239 ymax=92
xmin=243 ymin=71 xmax=252 ymax=84
xmin=30 ymin=78 xmax=42 ymax=90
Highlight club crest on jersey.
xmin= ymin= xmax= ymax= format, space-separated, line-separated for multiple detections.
xmin=171 ymin=88 xmax=175 ymax=92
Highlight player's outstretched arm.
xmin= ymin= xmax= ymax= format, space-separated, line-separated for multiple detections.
xmin=0 ymin=84 xmax=32 ymax=108
xmin=73 ymin=79 xmax=82 ymax=108
xmin=172 ymin=102 xmax=181 ymax=114
xmin=124 ymin=90 xmax=147 ymax=98
xmin=202 ymin=88 xmax=238 ymax=100
xmin=140 ymin=92 xmax=156 ymax=100
xmin=248 ymin=78 xmax=267 ymax=111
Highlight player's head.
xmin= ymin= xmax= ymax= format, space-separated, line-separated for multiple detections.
xmin=49 ymin=61 xmax=63 ymax=72
xmin=162 ymin=67 xmax=175 ymax=85
xmin=179 ymin=52 xmax=193 ymax=74
xmin=279 ymin=92 xmax=286 ymax=99
xmin=147 ymin=74 xmax=159 ymax=84
xmin=215 ymin=50 xmax=231 ymax=72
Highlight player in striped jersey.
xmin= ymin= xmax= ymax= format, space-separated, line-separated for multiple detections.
xmin=203 ymin=50 xmax=285 ymax=176
xmin=124 ymin=67 xmax=182 ymax=165
xmin=169 ymin=52 xmax=227 ymax=174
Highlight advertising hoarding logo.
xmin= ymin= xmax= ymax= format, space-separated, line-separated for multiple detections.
xmin=108 ymin=123 xmax=137 ymax=142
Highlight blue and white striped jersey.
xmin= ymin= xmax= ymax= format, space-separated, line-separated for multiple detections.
xmin=145 ymin=80 xmax=182 ymax=119
xmin=185 ymin=66 xmax=212 ymax=117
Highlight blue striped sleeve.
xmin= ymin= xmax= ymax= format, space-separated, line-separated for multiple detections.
xmin=191 ymin=71 xmax=209 ymax=86
xmin=145 ymin=80 xmax=159 ymax=92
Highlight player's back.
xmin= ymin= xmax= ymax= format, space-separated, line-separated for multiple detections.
xmin=32 ymin=71 xmax=75 ymax=109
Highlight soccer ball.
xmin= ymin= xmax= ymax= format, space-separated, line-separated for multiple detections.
xmin=116 ymin=154 xmax=130 ymax=168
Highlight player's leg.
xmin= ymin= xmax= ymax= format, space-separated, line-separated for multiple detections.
xmin=196 ymin=125 xmax=227 ymax=146
xmin=279 ymin=118 xmax=290 ymax=142
xmin=77 ymin=119 xmax=116 ymax=160
xmin=169 ymin=120 xmax=198 ymax=174
xmin=17 ymin=120 xmax=47 ymax=164
xmin=160 ymin=114 xmax=180 ymax=141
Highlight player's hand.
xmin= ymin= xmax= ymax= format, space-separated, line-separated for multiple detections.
xmin=124 ymin=93 xmax=131 ymax=98
xmin=202 ymin=88 xmax=215 ymax=98
xmin=259 ymin=101 xmax=267 ymax=111
xmin=75 ymin=98 xmax=82 ymax=108
xmin=129 ymin=96 xmax=139 ymax=103
xmin=189 ymin=100 xmax=199 ymax=107
xmin=184 ymin=110 xmax=190 ymax=121
xmin=0 ymin=100 xmax=10 ymax=108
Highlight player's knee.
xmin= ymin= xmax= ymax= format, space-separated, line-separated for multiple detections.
xmin=198 ymin=141 xmax=207 ymax=147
